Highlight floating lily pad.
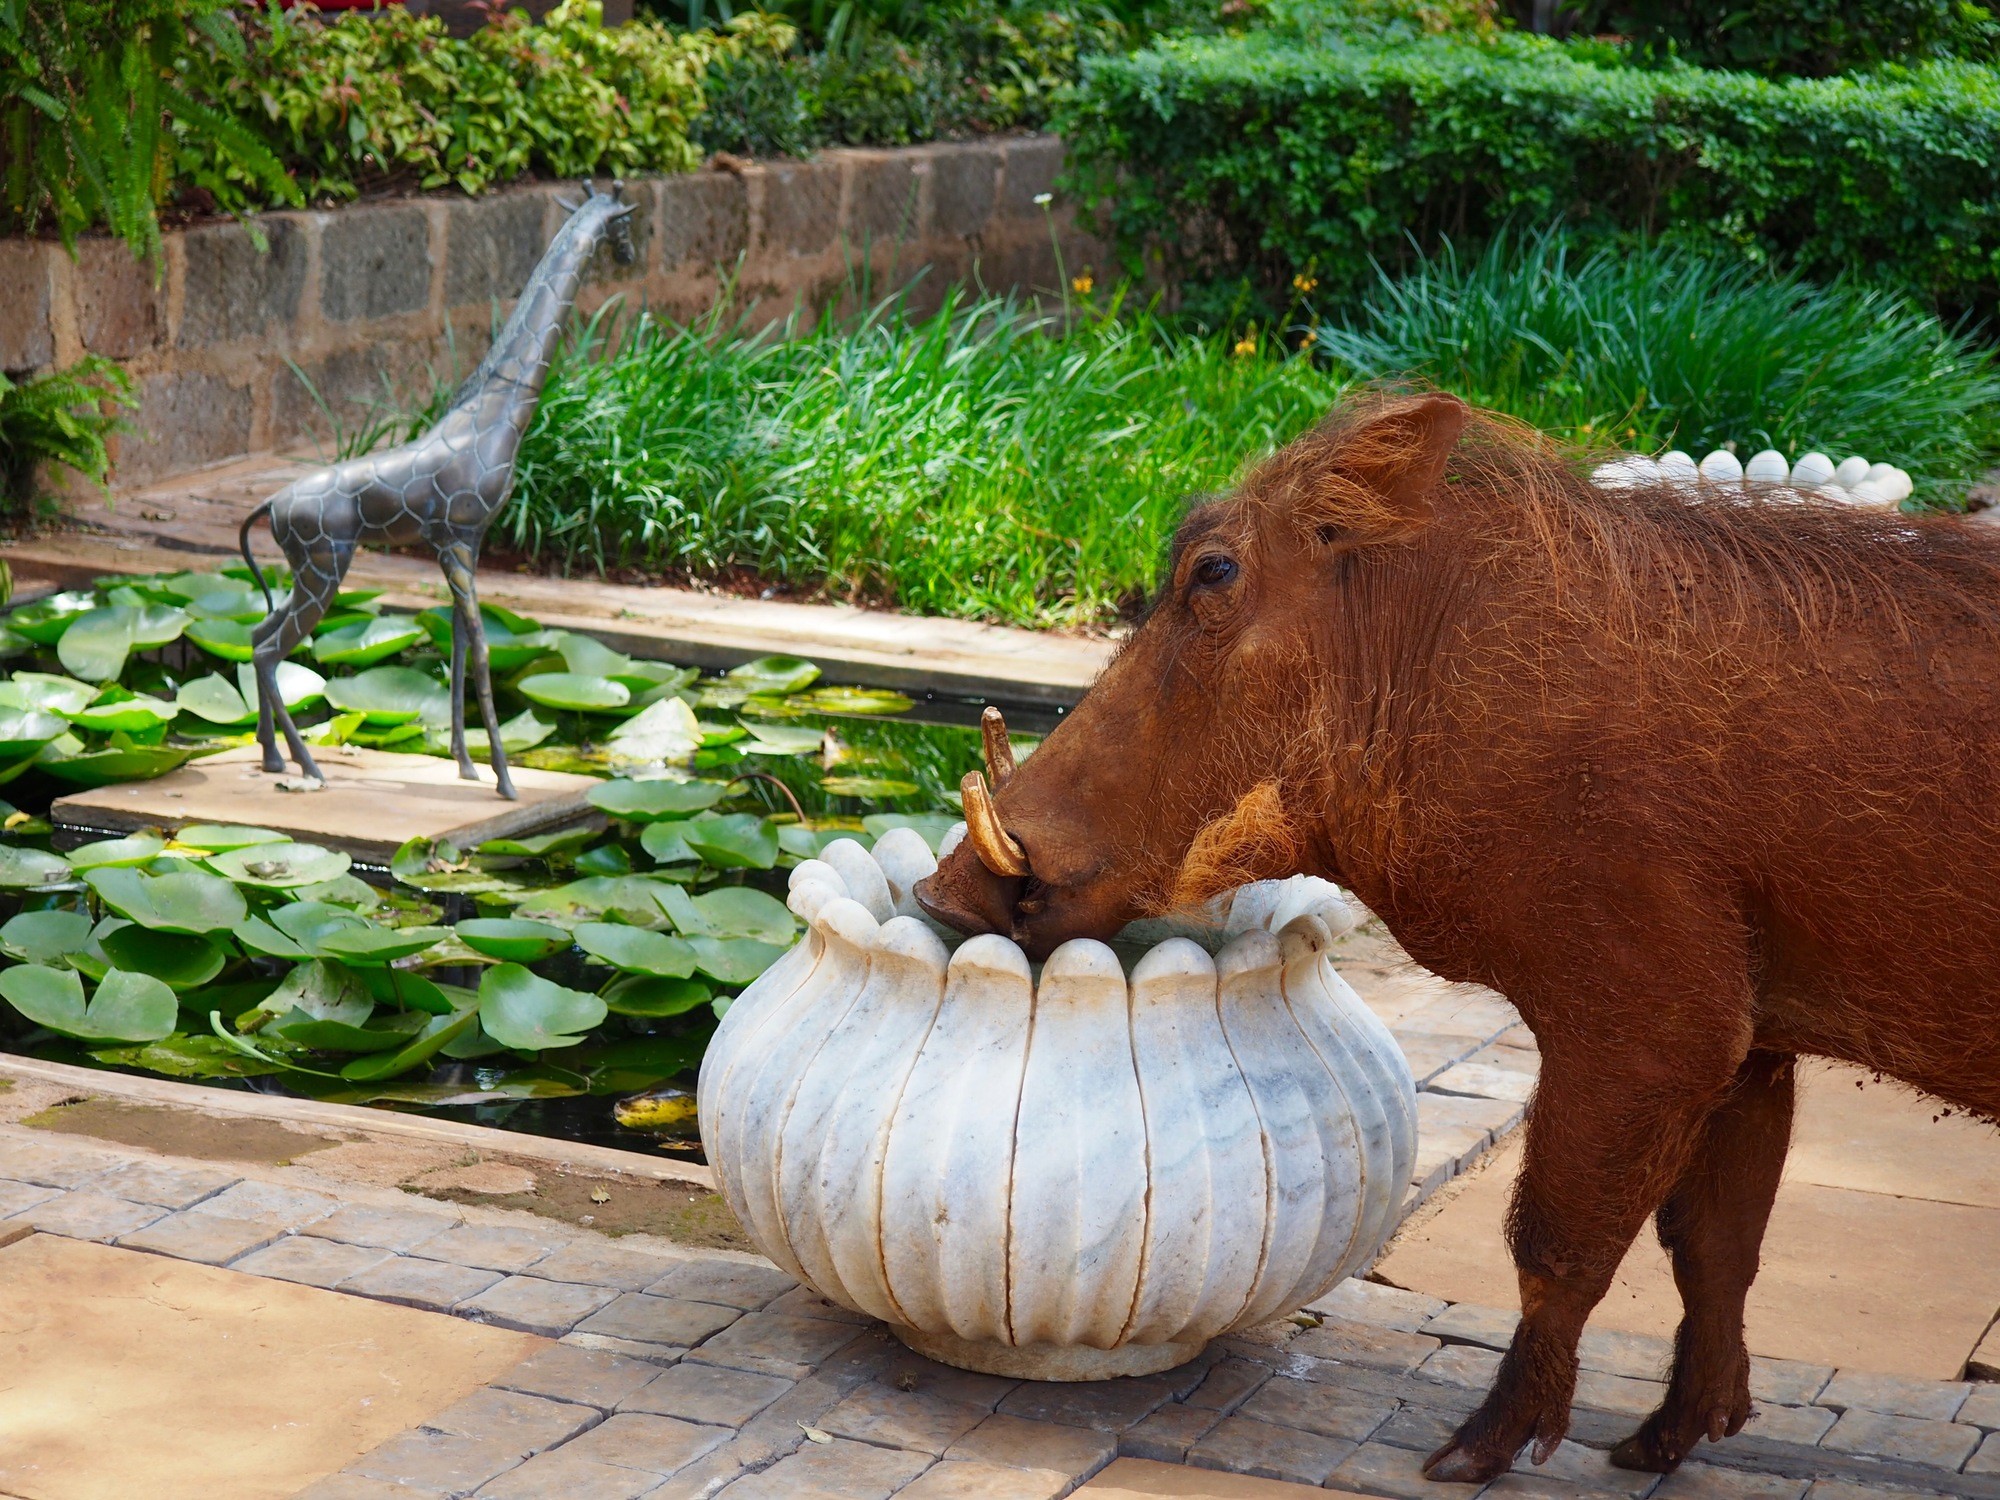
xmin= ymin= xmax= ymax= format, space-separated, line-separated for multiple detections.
xmin=727 ymin=654 xmax=822 ymax=695
xmin=172 ymin=824 xmax=287 ymax=853
xmin=478 ymin=964 xmax=606 ymax=1051
xmin=573 ymin=921 xmax=697 ymax=978
xmin=603 ymin=697 xmax=700 ymax=764
xmin=235 ymin=661 xmax=326 ymax=712
xmin=681 ymin=813 xmax=779 ymax=870
xmin=417 ymin=607 xmax=557 ymax=674
xmin=269 ymin=1009 xmax=429 ymax=1053
xmin=40 ymin=745 xmax=196 ymax=787
xmin=517 ymin=672 xmax=630 ymax=713
xmin=514 ymin=875 xmax=675 ymax=928
xmin=0 ymin=673 xmax=97 ymax=716
xmin=687 ymin=936 xmax=787 ymax=985
xmin=792 ymin=686 xmax=914 ymax=717
xmin=206 ymin=842 xmax=352 ymax=889
xmin=86 ymin=867 xmax=246 ymax=933
xmin=175 ymin=675 xmax=255 ymax=725
xmin=7 ymin=593 xmax=96 ymax=645
xmin=475 ymin=824 xmax=595 ymax=859
xmin=322 ymin=666 xmax=449 ymax=726
xmin=184 ymin=618 xmax=256 ymax=662
xmin=56 ymin=604 xmax=188 ymax=682
xmin=0 ymin=708 xmax=68 ymax=762
xmin=89 ymin=1033 xmax=285 ymax=1079
xmin=0 ymin=846 xmax=73 ymax=889
xmin=638 ymin=818 xmax=702 ymax=866
xmin=95 ymin=922 xmax=226 ymax=989
xmin=243 ymin=959 xmax=373 ymax=1032
xmin=739 ymin=721 xmax=826 ymax=755
xmin=0 ymin=963 xmax=177 ymax=1043
xmin=454 ymin=917 xmax=573 ymax=962
xmin=61 ymin=693 xmax=177 ymax=734
xmin=588 ymin=778 xmax=725 ymax=821
xmin=0 ymin=909 xmax=92 ymax=964
xmin=66 ymin=833 xmax=168 ymax=870
xmin=821 ymin=776 xmax=921 ymax=798
xmin=337 ymin=1004 xmax=480 ymax=1082
xmin=314 ymin=615 xmax=425 ymax=667
xmin=314 ymin=924 xmax=446 ymax=964
xmin=555 ymin=632 xmax=635 ymax=679
xmin=600 ymin=974 xmax=711 ymax=1018
xmin=688 ymin=886 xmax=795 ymax=944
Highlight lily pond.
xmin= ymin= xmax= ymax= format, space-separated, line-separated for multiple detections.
xmin=0 ymin=569 xmax=1033 ymax=1159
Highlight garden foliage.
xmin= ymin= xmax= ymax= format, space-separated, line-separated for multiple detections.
xmin=0 ymin=357 xmax=136 ymax=516
xmin=1060 ymin=31 xmax=2000 ymax=310
xmin=1596 ymin=0 xmax=1998 ymax=76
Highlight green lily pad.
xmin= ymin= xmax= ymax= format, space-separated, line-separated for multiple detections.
xmin=355 ymin=965 xmax=461 ymax=1016
xmin=8 ymin=593 xmax=97 ymax=645
xmin=0 ymin=963 xmax=177 ymax=1042
xmin=862 ymin=813 xmax=962 ymax=851
xmin=475 ymin=824 xmax=595 ymax=859
xmin=0 ymin=673 xmax=97 ymax=716
xmin=687 ymin=936 xmax=787 ymax=985
xmin=777 ymin=826 xmax=856 ymax=860
xmin=40 ymin=745 xmax=196 ymax=786
xmin=172 ymin=824 xmax=287 ymax=853
xmin=269 ymin=1008 xmax=429 ymax=1053
xmin=0 ymin=908 xmax=93 ymax=964
xmin=313 ymin=615 xmax=425 ymax=667
xmin=322 ymin=666 xmax=449 ymax=727
xmin=235 ymin=661 xmax=327 ymax=712
xmin=417 ymin=607 xmax=557 ymax=674
xmin=242 ymin=958 xmax=373 ymax=1032
xmin=688 ymin=887 xmax=796 ymax=944
xmin=600 ymin=973 xmax=711 ymax=1018
xmin=478 ymin=964 xmax=607 ymax=1051
xmin=739 ymin=721 xmax=826 ymax=755
xmin=821 ymin=776 xmax=921 ymax=798
xmin=726 ymin=654 xmax=822 ymax=695
xmin=0 ymin=846 xmax=74 ymax=889
xmin=332 ymin=1002 xmax=477 ymax=1081
xmin=206 ymin=842 xmax=352 ymax=889
xmin=516 ymin=672 xmax=630 ymax=713
xmin=682 ymin=813 xmax=779 ymax=869
xmin=89 ymin=1033 xmax=286 ymax=1079
xmin=792 ymin=686 xmax=913 ymax=717
xmin=314 ymin=924 xmax=446 ymax=964
xmin=56 ymin=604 xmax=189 ymax=682
xmin=175 ymin=675 xmax=255 ymax=726
xmin=184 ymin=618 xmax=257 ymax=662
xmin=638 ymin=818 xmax=701 ymax=866
xmin=588 ymin=778 xmax=726 ymax=821
xmin=0 ymin=708 xmax=68 ymax=760
xmin=574 ymin=1033 xmax=710 ymax=1094
xmin=94 ymin=922 xmax=226 ymax=989
xmin=86 ymin=866 xmax=246 ymax=933
xmin=603 ymin=697 xmax=700 ymax=765
xmin=66 ymin=833 xmax=168 ymax=870
xmin=61 ymin=692 xmax=178 ymax=734
xmin=454 ymin=917 xmax=573 ymax=962
xmin=572 ymin=921 xmax=697 ymax=977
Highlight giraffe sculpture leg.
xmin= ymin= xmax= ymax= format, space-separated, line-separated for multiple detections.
xmin=439 ymin=543 xmax=518 ymax=800
xmin=250 ymin=544 xmax=345 ymax=783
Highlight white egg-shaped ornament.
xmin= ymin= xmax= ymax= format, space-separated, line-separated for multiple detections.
xmin=1744 ymin=449 xmax=1789 ymax=485
xmin=1834 ymin=455 xmax=1872 ymax=489
xmin=1591 ymin=456 xmax=1661 ymax=491
xmin=1699 ymin=449 xmax=1744 ymax=484
xmin=1789 ymin=452 xmax=1836 ymax=488
xmin=1865 ymin=463 xmax=1914 ymax=504
xmin=1657 ymin=451 xmax=1700 ymax=486
xmin=699 ymin=833 xmax=1418 ymax=1381
xmin=1845 ymin=479 xmax=1898 ymax=509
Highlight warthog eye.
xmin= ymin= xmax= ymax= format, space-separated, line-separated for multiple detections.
xmin=1192 ymin=554 xmax=1238 ymax=588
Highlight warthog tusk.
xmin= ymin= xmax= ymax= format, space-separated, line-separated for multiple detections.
xmin=980 ymin=705 xmax=1016 ymax=787
xmin=960 ymin=770 xmax=1028 ymax=876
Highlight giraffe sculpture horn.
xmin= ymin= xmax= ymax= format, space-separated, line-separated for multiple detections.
xmin=960 ymin=770 xmax=1029 ymax=877
xmin=980 ymin=705 xmax=1016 ymax=788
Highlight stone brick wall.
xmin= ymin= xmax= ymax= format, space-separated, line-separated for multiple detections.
xmin=0 ymin=137 xmax=1101 ymax=487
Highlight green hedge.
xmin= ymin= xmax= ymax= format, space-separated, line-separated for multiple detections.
xmin=1058 ymin=34 xmax=2000 ymax=309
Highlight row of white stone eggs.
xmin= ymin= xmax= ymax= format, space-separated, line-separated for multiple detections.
xmin=1593 ymin=449 xmax=1914 ymax=508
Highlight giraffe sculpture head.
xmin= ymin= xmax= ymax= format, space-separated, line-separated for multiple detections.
xmin=577 ymin=180 xmax=639 ymax=269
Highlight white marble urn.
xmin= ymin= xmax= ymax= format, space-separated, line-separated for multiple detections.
xmin=697 ymin=828 xmax=1419 ymax=1381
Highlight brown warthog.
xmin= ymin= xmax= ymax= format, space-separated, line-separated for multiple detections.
xmin=915 ymin=392 xmax=2000 ymax=1482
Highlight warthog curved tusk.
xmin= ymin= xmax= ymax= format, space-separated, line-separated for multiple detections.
xmin=980 ymin=705 xmax=1016 ymax=788
xmin=960 ymin=770 xmax=1029 ymax=877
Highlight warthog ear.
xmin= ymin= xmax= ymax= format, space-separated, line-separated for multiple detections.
xmin=1309 ymin=393 xmax=1468 ymax=538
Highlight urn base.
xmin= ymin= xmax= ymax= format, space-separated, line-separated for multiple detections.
xmin=893 ymin=1325 xmax=1206 ymax=1382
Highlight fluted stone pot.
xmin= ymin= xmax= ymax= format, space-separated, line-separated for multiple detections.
xmin=698 ymin=827 xmax=1418 ymax=1381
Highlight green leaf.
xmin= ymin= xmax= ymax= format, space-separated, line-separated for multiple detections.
xmin=516 ymin=672 xmax=630 ymax=713
xmin=739 ymin=720 xmax=826 ymax=755
xmin=603 ymin=697 xmax=701 ymax=765
xmin=454 ymin=917 xmax=573 ymax=962
xmin=313 ymin=925 xmax=446 ymax=964
xmin=588 ymin=778 xmax=726 ymax=821
xmin=792 ymin=686 xmax=913 ymax=717
xmin=322 ymin=667 xmax=449 ymax=726
xmin=0 ymin=673 xmax=96 ymax=715
xmin=0 ymin=909 xmax=93 ymax=964
xmin=726 ymin=654 xmax=821 ymax=694
xmin=90 ymin=1033 xmax=285 ymax=1079
xmin=689 ymin=886 xmax=796 ymax=944
xmin=205 ymin=842 xmax=352 ymax=889
xmin=66 ymin=833 xmax=168 ymax=871
xmin=353 ymin=965 xmax=462 ymax=1016
xmin=184 ymin=618 xmax=257 ymax=662
xmin=474 ymin=824 xmax=595 ymax=858
xmin=40 ymin=746 xmax=196 ymax=786
xmin=0 ymin=708 xmax=69 ymax=761
xmin=688 ymin=936 xmax=787 ymax=985
xmin=0 ymin=846 xmax=74 ymax=889
xmin=7 ymin=593 xmax=96 ymax=645
xmin=638 ymin=818 xmax=700 ymax=866
xmin=269 ymin=1009 xmax=428 ymax=1053
xmin=95 ymin=922 xmax=226 ymax=989
xmin=0 ymin=964 xmax=176 ymax=1042
xmin=572 ymin=921 xmax=697 ymax=977
xmin=173 ymin=824 xmax=287 ymax=853
xmin=600 ymin=973 xmax=711 ymax=1018
xmin=175 ymin=675 xmax=255 ymax=725
xmin=821 ymin=776 xmax=921 ymax=798
xmin=57 ymin=605 xmax=188 ymax=682
xmin=682 ymin=813 xmax=779 ymax=869
xmin=555 ymin=631 xmax=635 ymax=678
xmin=60 ymin=693 xmax=177 ymax=734
xmin=313 ymin=615 xmax=424 ymax=667
xmin=235 ymin=661 xmax=326 ymax=712
xmin=241 ymin=958 xmax=373 ymax=1031
xmin=86 ymin=866 xmax=246 ymax=933
xmin=477 ymin=963 xmax=606 ymax=1051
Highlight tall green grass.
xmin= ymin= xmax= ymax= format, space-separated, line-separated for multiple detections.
xmin=503 ymin=291 xmax=1344 ymax=627
xmin=1313 ymin=227 xmax=2000 ymax=494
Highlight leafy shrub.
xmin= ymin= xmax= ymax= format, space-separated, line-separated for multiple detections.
xmin=0 ymin=356 xmax=136 ymax=517
xmin=1599 ymin=0 xmax=1999 ymax=76
xmin=1314 ymin=228 xmax=2000 ymax=498
xmin=1060 ymin=32 xmax=2000 ymax=311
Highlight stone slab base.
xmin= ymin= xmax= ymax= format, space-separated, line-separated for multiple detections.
xmin=895 ymin=1324 xmax=1206 ymax=1381
xmin=49 ymin=744 xmax=599 ymax=868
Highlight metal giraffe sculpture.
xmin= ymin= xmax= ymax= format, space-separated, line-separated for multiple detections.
xmin=239 ymin=182 xmax=638 ymax=800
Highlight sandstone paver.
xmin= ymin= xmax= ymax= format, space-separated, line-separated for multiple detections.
xmin=91 ymin=1158 xmax=239 ymax=1208
xmin=1329 ymin=1438 xmax=1475 ymax=1499
xmin=294 ymin=1475 xmax=444 ymax=1499
xmin=425 ymin=1385 xmax=601 ymax=1451
xmin=1309 ymin=1279 xmax=1450 ymax=1333
xmin=1575 ymin=1369 xmax=1669 ymax=1419
xmin=622 ymin=1363 xmax=794 ymax=1426
xmin=818 ymin=1380 xmax=989 ymax=1455
xmin=1749 ymin=1357 xmax=1835 ymax=1407
xmin=1235 ymin=1376 xmax=1394 ymax=1442
xmin=1188 ymin=1412 xmax=1356 ymax=1484
xmin=710 ymin=1435 xmax=930 ymax=1499
xmin=117 ymin=1207 xmax=286 ymax=1263
xmin=1967 ymin=1430 xmax=2000 ymax=1473
xmin=877 ymin=1348 xmax=1019 ymax=1411
xmin=685 ymin=1311 xmax=866 ymax=1380
xmin=558 ymin=1411 xmax=734 ymax=1475
xmin=946 ymin=1411 xmax=1119 ymax=1476
xmin=523 ymin=1240 xmax=679 ymax=1292
xmin=341 ymin=1254 xmax=505 ymax=1313
xmin=996 ymin=1373 xmax=1181 ymax=1433
xmin=1524 ymin=1439 xmax=1661 ymax=1496
xmin=647 ymin=1258 xmax=799 ymax=1310
xmin=473 ymin=1449 xmax=657 ymax=1499
xmin=462 ymin=1274 xmax=620 ymax=1337
xmin=1184 ymin=1357 xmax=1271 ymax=1412
xmin=0 ymin=1179 xmax=57 ymax=1216
xmin=575 ymin=1291 xmax=742 ymax=1349
xmin=497 ymin=1343 xmax=661 ymax=1411
xmin=191 ymin=1178 xmax=338 ymax=1226
xmin=1291 ymin=1319 xmax=1444 ymax=1374
xmin=0 ymin=1135 xmax=122 ymax=1187
xmin=306 ymin=1202 xmax=461 ymax=1252
xmin=1423 ymin=1302 xmax=1520 ymax=1350
xmin=1724 ymin=1401 xmax=1837 ymax=1448
xmin=1118 ymin=1403 xmax=1224 ymax=1463
xmin=764 ymin=1284 xmax=873 ymax=1324
xmin=423 ymin=1223 xmax=573 ymax=1274
xmin=1962 ymin=1387 xmax=2000 ymax=1430
xmin=1652 ymin=1465 xmax=1810 ymax=1500
xmin=896 ymin=1458 xmax=1072 ymax=1498
xmin=1818 ymin=1370 xmax=1969 ymax=1421
xmin=1420 ymin=1343 xmax=1505 ymax=1388
xmin=1577 ymin=1329 xmax=1675 ymax=1382
xmin=8 ymin=1188 xmax=164 ymax=1241
xmin=1369 ymin=1403 xmax=1462 ymax=1453
xmin=231 ymin=1234 xmax=390 ymax=1288
xmin=349 ymin=1430 xmax=530 ymax=1495
xmin=1818 ymin=1407 xmax=1980 ymax=1469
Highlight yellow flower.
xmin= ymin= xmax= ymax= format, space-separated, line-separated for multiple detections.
xmin=1071 ymin=274 xmax=1094 ymax=295
xmin=1292 ymin=272 xmax=1318 ymax=296
xmin=1298 ymin=329 xmax=1317 ymax=349
xmin=1232 ymin=332 xmax=1258 ymax=358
